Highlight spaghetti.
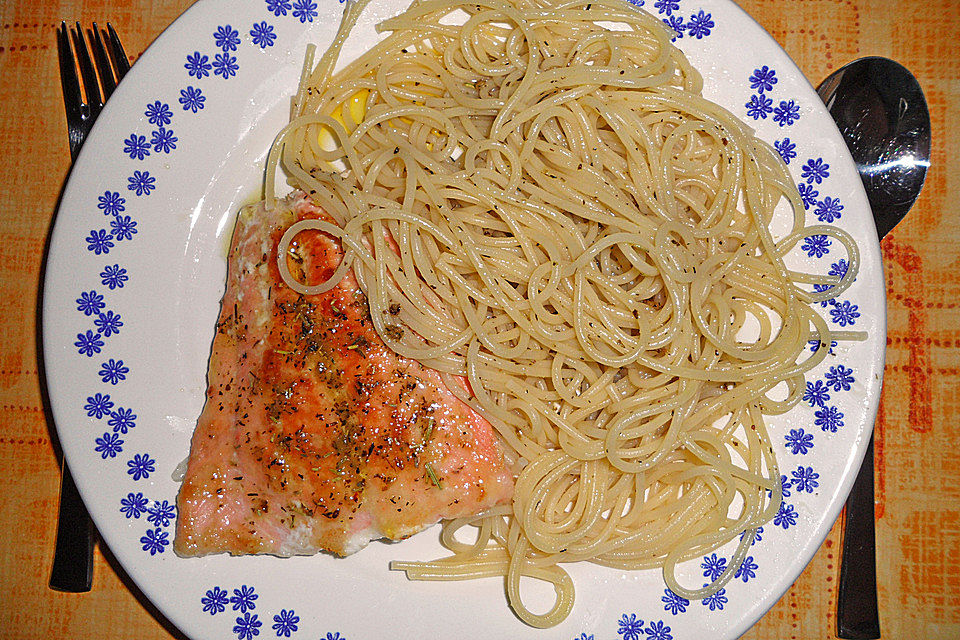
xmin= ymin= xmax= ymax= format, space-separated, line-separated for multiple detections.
xmin=269 ymin=0 xmax=860 ymax=627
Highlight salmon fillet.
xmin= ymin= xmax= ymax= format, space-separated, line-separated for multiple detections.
xmin=174 ymin=191 xmax=514 ymax=557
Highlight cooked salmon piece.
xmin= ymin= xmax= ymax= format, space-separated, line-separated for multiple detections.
xmin=174 ymin=191 xmax=514 ymax=557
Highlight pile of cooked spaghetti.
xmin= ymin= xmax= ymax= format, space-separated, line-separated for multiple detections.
xmin=268 ymin=0 xmax=860 ymax=627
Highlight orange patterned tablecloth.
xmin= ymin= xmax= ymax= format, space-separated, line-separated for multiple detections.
xmin=0 ymin=0 xmax=957 ymax=638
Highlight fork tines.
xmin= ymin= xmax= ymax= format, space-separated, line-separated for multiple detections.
xmin=58 ymin=21 xmax=130 ymax=103
xmin=57 ymin=22 xmax=130 ymax=159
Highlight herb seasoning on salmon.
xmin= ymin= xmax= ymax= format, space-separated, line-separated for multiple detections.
xmin=174 ymin=192 xmax=514 ymax=557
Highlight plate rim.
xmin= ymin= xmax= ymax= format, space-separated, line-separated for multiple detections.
xmin=42 ymin=0 xmax=886 ymax=637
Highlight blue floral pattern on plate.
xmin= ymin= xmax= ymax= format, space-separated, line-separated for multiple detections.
xmin=43 ymin=0 xmax=884 ymax=638
xmin=628 ymin=0 xmax=716 ymax=40
xmin=198 ymin=584 xmax=323 ymax=638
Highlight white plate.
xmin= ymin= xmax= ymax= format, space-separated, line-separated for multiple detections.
xmin=43 ymin=0 xmax=884 ymax=638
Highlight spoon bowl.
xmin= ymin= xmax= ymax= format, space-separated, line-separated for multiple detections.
xmin=818 ymin=57 xmax=931 ymax=238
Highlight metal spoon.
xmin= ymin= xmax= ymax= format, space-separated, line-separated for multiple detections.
xmin=816 ymin=57 xmax=931 ymax=639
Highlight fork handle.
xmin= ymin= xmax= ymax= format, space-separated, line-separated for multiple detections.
xmin=836 ymin=434 xmax=880 ymax=639
xmin=49 ymin=458 xmax=95 ymax=592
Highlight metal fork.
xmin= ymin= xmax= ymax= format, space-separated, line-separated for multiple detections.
xmin=50 ymin=21 xmax=130 ymax=593
xmin=57 ymin=22 xmax=130 ymax=159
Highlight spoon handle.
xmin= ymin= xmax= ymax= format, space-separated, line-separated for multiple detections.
xmin=836 ymin=434 xmax=880 ymax=639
